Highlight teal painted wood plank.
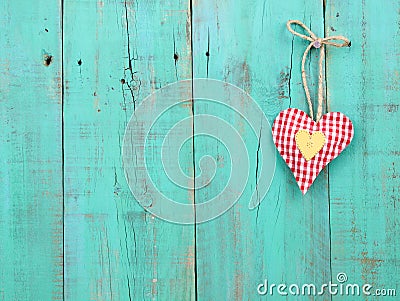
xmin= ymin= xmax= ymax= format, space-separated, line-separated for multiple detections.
xmin=0 ymin=1 xmax=398 ymax=300
xmin=63 ymin=0 xmax=195 ymax=300
xmin=0 ymin=1 xmax=63 ymax=300
xmin=192 ymin=1 xmax=332 ymax=300
xmin=326 ymin=1 xmax=400 ymax=300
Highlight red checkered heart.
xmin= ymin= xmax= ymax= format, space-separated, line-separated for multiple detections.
xmin=272 ymin=108 xmax=354 ymax=194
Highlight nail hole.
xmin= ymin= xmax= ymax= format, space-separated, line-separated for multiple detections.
xmin=348 ymin=41 xmax=352 ymax=47
xmin=336 ymin=12 xmax=340 ymax=17
xmin=120 ymin=79 xmax=126 ymax=84
xmin=45 ymin=28 xmax=49 ymax=32
xmin=205 ymin=51 xmax=210 ymax=57
xmin=43 ymin=54 xmax=53 ymax=66
xmin=77 ymin=59 xmax=82 ymax=66
xmin=174 ymin=53 xmax=179 ymax=60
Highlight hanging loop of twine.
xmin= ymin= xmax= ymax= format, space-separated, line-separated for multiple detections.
xmin=286 ymin=20 xmax=350 ymax=122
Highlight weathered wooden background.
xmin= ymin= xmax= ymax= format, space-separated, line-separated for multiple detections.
xmin=0 ymin=0 xmax=399 ymax=300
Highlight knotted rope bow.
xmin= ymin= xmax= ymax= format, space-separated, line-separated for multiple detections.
xmin=286 ymin=20 xmax=350 ymax=122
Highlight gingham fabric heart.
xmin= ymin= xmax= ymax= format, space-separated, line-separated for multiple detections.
xmin=272 ymin=108 xmax=354 ymax=194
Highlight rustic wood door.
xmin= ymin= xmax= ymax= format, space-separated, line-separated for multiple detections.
xmin=0 ymin=0 xmax=399 ymax=300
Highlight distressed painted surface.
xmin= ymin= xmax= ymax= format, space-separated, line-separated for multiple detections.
xmin=0 ymin=0 xmax=399 ymax=301
xmin=192 ymin=1 xmax=332 ymax=300
xmin=63 ymin=0 xmax=194 ymax=300
xmin=326 ymin=1 xmax=400 ymax=300
xmin=0 ymin=1 xmax=63 ymax=300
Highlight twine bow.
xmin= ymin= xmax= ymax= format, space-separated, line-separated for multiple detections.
xmin=286 ymin=20 xmax=350 ymax=122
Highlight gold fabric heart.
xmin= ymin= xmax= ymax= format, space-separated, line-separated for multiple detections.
xmin=295 ymin=130 xmax=326 ymax=161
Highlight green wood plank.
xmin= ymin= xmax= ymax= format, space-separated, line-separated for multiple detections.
xmin=1 ymin=1 xmax=398 ymax=300
xmin=63 ymin=0 xmax=195 ymax=300
xmin=192 ymin=1 xmax=332 ymax=300
xmin=326 ymin=1 xmax=400 ymax=300
xmin=0 ymin=1 xmax=63 ymax=300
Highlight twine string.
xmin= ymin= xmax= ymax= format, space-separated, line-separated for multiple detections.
xmin=286 ymin=20 xmax=350 ymax=122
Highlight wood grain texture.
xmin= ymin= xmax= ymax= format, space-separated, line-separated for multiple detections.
xmin=326 ymin=1 xmax=400 ymax=300
xmin=0 ymin=0 xmax=399 ymax=300
xmin=63 ymin=0 xmax=194 ymax=300
xmin=191 ymin=1 xmax=333 ymax=300
xmin=0 ymin=1 xmax=63 ymax=300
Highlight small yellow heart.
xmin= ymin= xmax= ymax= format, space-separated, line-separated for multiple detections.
xmin=295 ymin=130 xmax=326 ymax=161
